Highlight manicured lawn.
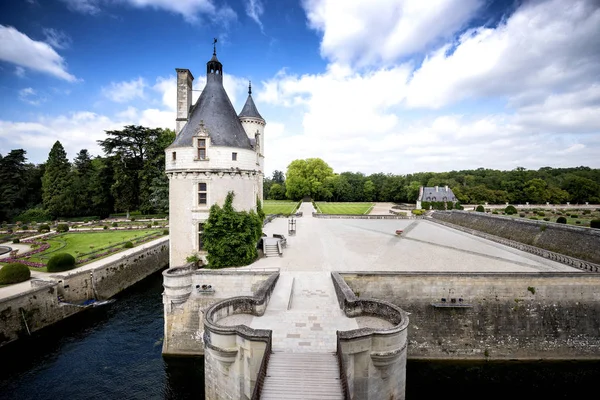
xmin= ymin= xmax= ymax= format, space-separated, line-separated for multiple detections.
xmin=2 ymin=229 xmax=164 ymax=271
xmin=263 ymin=200 xmax=299 ymax=215
xmin=315 ymin=202 xmax=374 ymax=215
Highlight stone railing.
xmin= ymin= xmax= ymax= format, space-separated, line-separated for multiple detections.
xmin=312 ymin=213 xmax=423 ymax=220
xmin=429 ymin=217 xmax=600 ymax=272
xmin=331 ymin=272 xmax=409 ymax=400
xmin=203 ymin=273 xmax=279 ymax=400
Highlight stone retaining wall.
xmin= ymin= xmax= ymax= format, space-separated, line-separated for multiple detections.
xmin=332 ymin=272 xmax=409 ymax=400
xmin=431 ymin=210 xmax=600 ymax=264
xmin=341 ymin=272 xmax=600 ymax=360
xmin=162 ymin=268 xmax=275 ymax=356
xmin=0 ymin=239 xmax=169 ymax=347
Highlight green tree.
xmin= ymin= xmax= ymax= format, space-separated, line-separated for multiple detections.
xmin=285 ymin=158 xmax=334 ymax=200
xmin=203 ymin=192 xmax=262 ymax=268
xmin=98 ymin=125 xmax=173 ymax=214
xmin=269 ymin=183 xmax=286 ymax=200
xmin=42 ymin=141 xmax=74 ymax=217
xmin=0 ymin=149 xmax=29 ymax=221
xmin=363 ymin=180 xmax=375 ymax=202
xmin=72 ymin=149 xmax=94 ymax=216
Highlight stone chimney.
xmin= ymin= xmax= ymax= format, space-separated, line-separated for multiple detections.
xmin=175 ymin=68 xmax=194 ymax=135
xmin=435 ymin=186 xmax=439 ymax=192
xmin=445 ymin=185 xmax=448 ymax=192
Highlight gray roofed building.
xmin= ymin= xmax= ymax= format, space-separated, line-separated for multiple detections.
xmin=417 ymin=186 xmax=457 ymax=209
xmin=168 ymin=51 xmax=252 ymax=150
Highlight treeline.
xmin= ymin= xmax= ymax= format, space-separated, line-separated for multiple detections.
xmin=0 ymin=126 xmax=174 ymax=222
xmin=263 ymin=158 xmax=600 ymax=204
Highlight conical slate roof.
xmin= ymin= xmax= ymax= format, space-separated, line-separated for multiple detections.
xmin=169 ymin=54 xmax=252 ymax=150
xmin=239 ymin=82 xmax=264 ymax=120
xmin=239 ymin=94 xmax=263 ymax=120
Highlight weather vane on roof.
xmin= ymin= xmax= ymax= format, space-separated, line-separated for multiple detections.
xmin=213 ymin=38 xmax=217 ymax=55
xmin=249 ymin=81 xmax=252 ymax=95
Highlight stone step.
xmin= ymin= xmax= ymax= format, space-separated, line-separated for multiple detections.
xmin=260 ymin=352 xmax=343 ymax=400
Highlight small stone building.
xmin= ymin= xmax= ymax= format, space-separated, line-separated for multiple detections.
xmin=416 ymin=186 xmax=456 ymax=209
xmin=165 ymin=48 xmax=265 ymax=267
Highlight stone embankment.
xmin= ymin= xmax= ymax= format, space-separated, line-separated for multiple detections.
xmin=431 ymin=210 xmax=600 ymax=265
xmin=0 ymin=237 xmax=169 ymax=347
xmin=342 ymin=272 xmax=600 ymax=360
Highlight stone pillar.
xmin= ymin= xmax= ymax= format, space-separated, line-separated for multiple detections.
xmin=176 ymin=68 xmax=194 ymax=135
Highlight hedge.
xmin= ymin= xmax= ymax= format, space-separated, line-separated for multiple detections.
xmin=591 ymin=220 xmax=600 ymax=229
xmin=556 ymin=217 xmax=567 ymax=224
xmin=47 ymin=253 xmax=76 ymax=272
xmin=505 ymin=205 xmax=517 ymax=215
xmin=475 ymin=205 xmax=485 ymax=212
xmin=56 ymin=224 xmax=69 ymax=233
xmin=0 ymin=263 xmax=31 ymax=284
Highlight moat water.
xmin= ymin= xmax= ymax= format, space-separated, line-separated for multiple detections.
xmin=1 ymin=270 xmax=599 ymax=400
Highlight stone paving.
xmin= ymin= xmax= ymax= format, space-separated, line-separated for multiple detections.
xmin=226 ymin=202 xmax=581 ymax=353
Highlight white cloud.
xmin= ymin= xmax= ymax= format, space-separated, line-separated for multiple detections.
xmin=59 ymin=0 xmax=237 ymax=23
xmin=302 ymin=0 xmax=482 ymax=66
xmin=0 ymin=25 xmax=78 ymax=82
xmin=43 ymin=28 xmax=72 ymax=49
xmin=245 ymin=0 xmax=264 ymax=31
xmin=405 ymin=0 xmax=600 ymax=109
xmin=18 ymin=87 xmax=46 ymax=106
xmin=102 ymin=77 xmax=146 ymax=103
xmin=15 ymin=66 xmax=25 ymax=77
xmin=59 ymin=0 xmax=101 ymax=14
xmin=252 ymin=0 xmax=600 ymax=175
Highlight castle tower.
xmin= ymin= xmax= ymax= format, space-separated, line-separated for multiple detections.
xmin=165 ymin=44 xmax=265 ymax=267
xmin=239 ymin=81 xmax=266 ymax=202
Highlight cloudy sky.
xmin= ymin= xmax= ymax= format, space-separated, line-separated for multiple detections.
xmin=1 ymin=0 xmax=599 ymax=176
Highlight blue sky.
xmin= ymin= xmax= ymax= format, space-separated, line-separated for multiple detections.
xmin=1 ymin=0 xmax=599 ymax=176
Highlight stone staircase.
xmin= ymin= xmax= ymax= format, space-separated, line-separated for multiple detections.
xmin=260 ymin=352 xmax=344 ymax=399
xmin=264 ymin=240 xmax=281 ymax=257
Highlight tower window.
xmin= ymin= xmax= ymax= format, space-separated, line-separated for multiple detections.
xmin=198 ymin=182 xmax=207 ymax=205
xmin=198 ymin=223 xmax=205 ymax=250
xmin=232 ymin=152 xmax=237 ymax=161
xmin=197 ymin=139 xmax=206 ymax=160
xmin=172 ymin=152 xmax=176 ymax=161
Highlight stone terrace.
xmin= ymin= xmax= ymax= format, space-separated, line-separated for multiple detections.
xmin=220 ymin=203 xmax=579 ymax=353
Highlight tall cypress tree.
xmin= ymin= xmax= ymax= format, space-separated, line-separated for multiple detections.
xmin=42 ymin=141 xmax=73 ymax=218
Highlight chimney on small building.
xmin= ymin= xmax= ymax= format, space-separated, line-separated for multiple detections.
xmin=445 ymin=185 xmax=448 ymax=192
xmin=435 ymin=186 xmax=439 ymax=192
xmin=175 ymin=68 xmax=194 ymax=135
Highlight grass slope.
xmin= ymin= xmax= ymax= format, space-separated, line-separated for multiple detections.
xmin=316 ymin=202 xmax=374 ymax=215
xmin=263 ymin=200 xmax=299 ymax=215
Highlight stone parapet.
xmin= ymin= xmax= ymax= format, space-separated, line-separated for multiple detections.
xmin=331 ymin=272 xmax=409 ymax=400
xmin=203 ymin=273 xmax=278 ymax=400
xmin=312 ymin=213 xmax=423 ymax=220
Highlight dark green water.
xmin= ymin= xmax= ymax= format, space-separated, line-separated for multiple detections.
xmin=0 ymin=270 xmax=204 ymax=400
xmin=1 ymin=271 xmax=599 ymax=400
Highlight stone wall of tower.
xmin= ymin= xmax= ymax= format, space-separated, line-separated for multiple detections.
xmin=166 ymin=146 xmax=262 ymax=267
xmin=240 ymin=116 xmax=265 ymax=198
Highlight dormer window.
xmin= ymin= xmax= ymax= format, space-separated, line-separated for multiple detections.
xmin=197 ymin=139 xmax=206 ymax=160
